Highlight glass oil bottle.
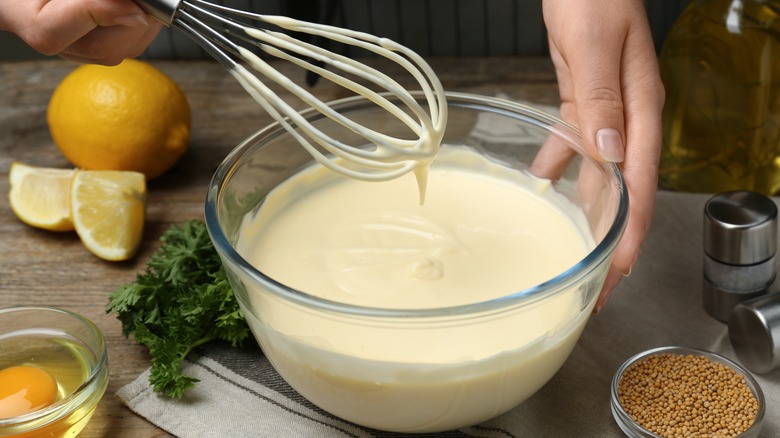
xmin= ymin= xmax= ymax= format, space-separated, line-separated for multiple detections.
xmin=659 ymin=0 xmax=780 ymax=195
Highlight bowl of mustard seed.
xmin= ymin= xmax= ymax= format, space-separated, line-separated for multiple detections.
xmin=611 ymin=346 xmax=765 ymax=438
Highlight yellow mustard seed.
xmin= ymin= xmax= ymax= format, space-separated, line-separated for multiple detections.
xmin=617 ymin=353 xmax=759 ymax=438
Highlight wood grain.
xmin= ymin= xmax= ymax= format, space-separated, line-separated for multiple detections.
xmin=0 ymin=57 xmax=558 ymax=437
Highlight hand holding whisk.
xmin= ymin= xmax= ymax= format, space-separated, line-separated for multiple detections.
xmin=136 ymin=0 xmax=447 ymax=182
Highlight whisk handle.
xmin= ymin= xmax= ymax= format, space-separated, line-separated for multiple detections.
xmin=135 ymin=0 xmax=181 ymax=26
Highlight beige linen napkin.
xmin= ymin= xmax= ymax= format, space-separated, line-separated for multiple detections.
xmin=117 ymin=190 xmax=780 ymax=437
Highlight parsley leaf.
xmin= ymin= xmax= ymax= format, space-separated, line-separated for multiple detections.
xmin=106 ymin=219 xmax=250 ymax=398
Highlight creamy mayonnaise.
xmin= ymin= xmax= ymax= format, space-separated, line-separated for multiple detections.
xmin=240 ymin=147 xmax=591 ymax=309
xmin=235 ymin=146 xmax=598 ymax=432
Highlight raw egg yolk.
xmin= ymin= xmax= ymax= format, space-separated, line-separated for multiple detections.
xmin=0 ymin=365 xmax=58 ymax=419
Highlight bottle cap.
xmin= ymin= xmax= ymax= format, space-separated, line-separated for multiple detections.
xmin=703 ymin=191 xmax=777 ymax=265
xmin=729 ymin=293 xmax=780 ymax=374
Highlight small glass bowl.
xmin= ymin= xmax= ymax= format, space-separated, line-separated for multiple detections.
xmin=611 ymin=346 xmax=765 ymax=438
xmin=0 ymin=306 xmax=109 ymax=437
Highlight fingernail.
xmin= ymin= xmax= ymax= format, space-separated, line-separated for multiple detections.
xmin=113 ymin=14 xmax=149 ymax=27
xmin=596 ymin=128 xmax=624 ymax=162
xmin=594 ymin=296 xmax=610 ymax=314
xmin=623 ymin=253 xmax=639 ymax=277
xmin=594 ymin=288 xmax=613 ymax=314
xmin=593 ymin=289 xmax=610 ymax=314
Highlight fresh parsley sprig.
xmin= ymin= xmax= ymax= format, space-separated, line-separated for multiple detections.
xmin=106 ymin=219 xmax=250 ymax=398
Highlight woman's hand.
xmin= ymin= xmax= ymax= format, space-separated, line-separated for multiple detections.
xmin=543 ymin=0 xmax=665 ymax=311
xmin=0 ymin=0 xmax=162 ymax=65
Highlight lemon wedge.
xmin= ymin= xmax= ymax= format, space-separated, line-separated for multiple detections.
xmin=8 ymin=161 xmax=75 ymax=232
xmin=71 ymin=170 xmax=147 ymax=261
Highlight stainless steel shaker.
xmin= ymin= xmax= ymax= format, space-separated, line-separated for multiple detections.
xmin=729 ymin=293 xmax=780 ymax=374
xmin=702 ymin=191 xmax=777 ymax=322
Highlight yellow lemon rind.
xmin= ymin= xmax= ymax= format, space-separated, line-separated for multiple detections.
xmin=47 ymin=59 xmax=191 ymax=180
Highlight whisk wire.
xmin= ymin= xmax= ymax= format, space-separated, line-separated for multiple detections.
xmin=182 ymin=2 xmax=435 ymax=151
xmin=230 ymin=63 xmax=416 ymax=179
xmin=144 ymin=0 xmax=447 ymax=181
xmin=250 ymin=17 xmax=445 ymax=133
xmin=174 ymin=12 xmax=236 ymax=68
xmin=233 ymin=47 xmax=422 ymax=166
xmin=249 ymin=34 xmax=425 ymax=134
xmin=230 ymin=50 xmax=421 ymax=174
xmin=243 ymin=37 xmax=437 ymax=159
xmin=260 ymin=17 xmax=445 ymax=123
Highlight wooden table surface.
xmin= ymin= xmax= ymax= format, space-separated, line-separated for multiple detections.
xmin=0 ymin=57 xmax=559 ymax=437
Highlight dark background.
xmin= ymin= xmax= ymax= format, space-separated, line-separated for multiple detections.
xmin=0 ymin=0 xmax=691 ymax=61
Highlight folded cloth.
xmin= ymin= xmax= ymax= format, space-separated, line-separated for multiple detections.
xmin=118 ymin=190 xmax=780 ymax=437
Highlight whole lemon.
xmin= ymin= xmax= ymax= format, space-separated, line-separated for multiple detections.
xmin=47 ymin=59 xmax=191 ymax=180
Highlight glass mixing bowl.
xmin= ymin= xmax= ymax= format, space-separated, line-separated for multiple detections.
xmin=205 ymin=92 xmax=628 ymax=432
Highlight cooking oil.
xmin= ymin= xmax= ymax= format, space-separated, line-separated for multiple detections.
xmin=659 ymin=0 xmax=780 ymax=195
xmin=0 ymin=329 xmax=98 ymax=437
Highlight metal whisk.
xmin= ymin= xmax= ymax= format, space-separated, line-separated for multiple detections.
xmin=136 ymin=0 xmax=447 ymax=181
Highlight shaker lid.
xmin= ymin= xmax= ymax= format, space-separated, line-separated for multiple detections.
xmin=704 ymin=191 xmax=777 ymax=265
